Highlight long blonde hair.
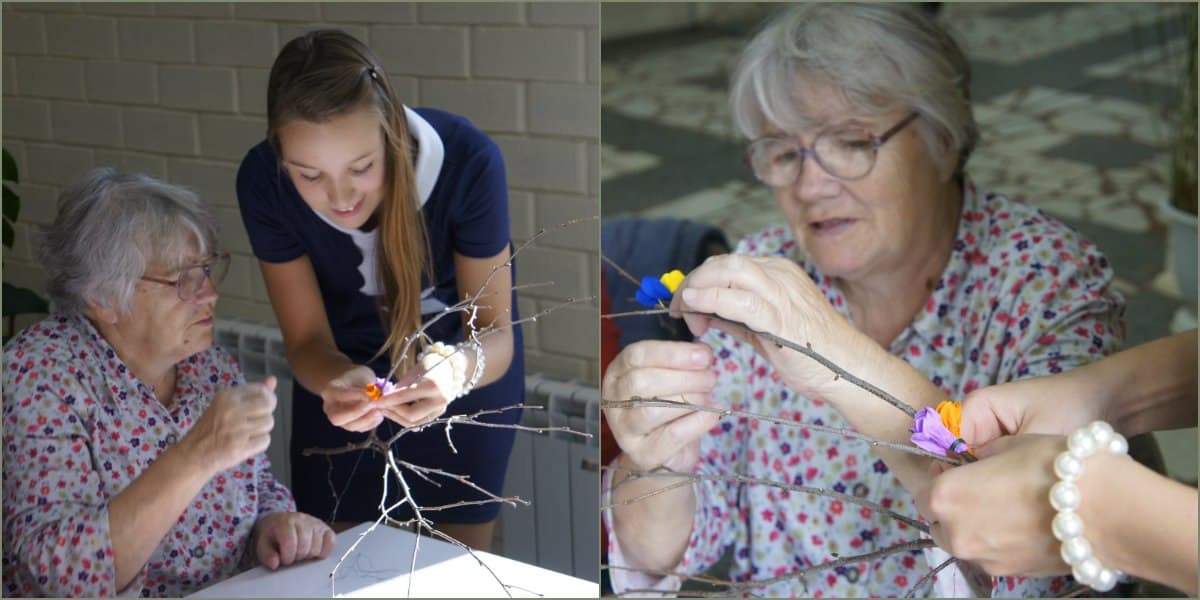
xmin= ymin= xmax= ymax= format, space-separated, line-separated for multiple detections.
xmin=266 ymin=29 xmax=431 ymax=370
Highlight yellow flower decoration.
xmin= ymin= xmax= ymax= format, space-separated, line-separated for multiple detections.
xmin=659 ymin=269 xmax=685 ymax=293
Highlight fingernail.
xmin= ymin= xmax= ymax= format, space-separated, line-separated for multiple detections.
xmin=681 ymin=288 xmax=698 ymax=303
xmin=691 ymin=349 xmax=708 ymax=366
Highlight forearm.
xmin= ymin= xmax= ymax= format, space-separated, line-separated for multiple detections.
xmin=609 ymin=453 xmax=696 ymax=573
xmin=286 ymin=338 xmax=358 ymax=396
xmin=1083 ymin=452 xmax=1198 ymax=594
xmin=471 ymin=328 xmax=513 ymax=389
xmin=107 ymin=440 xmax=215 ymax=589
xmin=1101 ymin=330 xmax=1198 ymax=436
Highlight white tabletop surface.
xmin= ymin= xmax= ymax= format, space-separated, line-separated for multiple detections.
xmin=188 ymin=522 xmax=597 ymax=598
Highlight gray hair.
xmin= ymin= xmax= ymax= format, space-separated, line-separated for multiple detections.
xmin=730 ymin=3 xmax=978 ymax=178
xmin=37 ymin=168 xmax=220 ymax=316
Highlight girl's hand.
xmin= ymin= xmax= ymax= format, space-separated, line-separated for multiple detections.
xmin=375 ymin=378 xmax=451 ymax=428
xmin=320 ymin=366 xmax=384 ymax=432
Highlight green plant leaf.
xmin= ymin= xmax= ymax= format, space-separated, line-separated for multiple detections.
xmin=2 ymin=219 xmax=13 ymax=250
xmin=3 ymin=185 xmax=19 ymax=223
xmin=2 ymin=282 xmax=49 ymax=317
xmin=2 ymin=148 xmax=18 ymax=184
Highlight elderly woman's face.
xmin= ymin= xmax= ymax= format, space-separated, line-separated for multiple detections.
xmin=120 ymin=253 xmax=220 ymax=362
xmin=278 ymin=105 xmax=388 ymax=230
xmin=769 ymin=82 xmax=955 ymax=282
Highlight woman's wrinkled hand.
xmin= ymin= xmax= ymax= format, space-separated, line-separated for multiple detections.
xmin=602 ymin=340 xmax=719 ymax=473
xmin=184 ymin=377 xmax=277 ymax=475
xmin=671 ymin=254 xmax=867 ymax=399
xmin=253 ymin=512 xmax=336 ymax=570
xmin=915 ymin=434 xmax=1066 ymax=577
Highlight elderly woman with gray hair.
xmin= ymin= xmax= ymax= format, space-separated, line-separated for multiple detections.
xmin=603 ymin=4 xmax=1124 ymax=597
xmin=2 ymin=169 xmax=334 ymax=597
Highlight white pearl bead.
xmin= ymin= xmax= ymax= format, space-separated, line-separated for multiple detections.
xmin=1061 ymin=536 xmax=1092 ymax=565
xmin=1090 ymin=429 xmax=1112 ymax=449
xmin=1107 ymin=434 xmax=1128 ymax=456
xmin=1052 ymin=511 xmax=1083 ymax=541
xmin=1054 ymin=452 xmax=1083 ymax=481
xmin=1094 ymin=568 xmax=1119 ymax=591
xmin=1068 ymin=428 xmax=1097 ymax=456
xmin=1050 ymin=480 xmax=1081 ymax=511
xmin=1088 ymin=421 xmax=1114 ymax=437
xmin=1076 ymin=557 xmax=1102 ymax=581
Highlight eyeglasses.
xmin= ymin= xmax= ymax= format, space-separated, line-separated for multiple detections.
xmin=140 ymin=252 xmax=230 ymax=301
xmin=745 ymin=112 xmax=920 ymax=186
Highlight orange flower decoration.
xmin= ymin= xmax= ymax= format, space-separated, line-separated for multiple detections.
xmin=935 ymin=400 xmax=963 ymax=439
xmin=365 ymin=383 xmax=382 ymax=401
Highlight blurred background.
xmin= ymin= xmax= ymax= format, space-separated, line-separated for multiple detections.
xmin=601 ymin=2 xmax=1197 ymax=488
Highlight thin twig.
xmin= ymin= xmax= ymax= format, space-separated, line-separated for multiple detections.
xmin=904 ymin=556 xmax=959 ymax=598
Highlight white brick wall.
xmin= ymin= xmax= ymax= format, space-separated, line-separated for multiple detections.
xmin=2 ymin=2 xmax=600 ymax=385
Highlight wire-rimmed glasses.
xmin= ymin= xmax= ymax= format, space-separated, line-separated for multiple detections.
xmin=140 ymin=252 xmax=231 ymax=301
xmin=745 ymin=112 xmax=920 ymax=186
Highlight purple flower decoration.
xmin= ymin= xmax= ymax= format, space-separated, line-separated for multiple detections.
xmin=910 ymin=407 xmax=967 ymax=456
xmin=635 ymin=276 xmax=672 ymax=308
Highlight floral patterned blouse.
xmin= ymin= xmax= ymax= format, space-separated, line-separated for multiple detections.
xmin=604 ymin=181 xmax=1126 ymax=597
xmin=3 ymin=314 xmax=296 ymax=597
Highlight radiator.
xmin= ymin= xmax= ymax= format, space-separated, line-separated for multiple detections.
xmin=213 ymin=318 xmax=600 ymax=581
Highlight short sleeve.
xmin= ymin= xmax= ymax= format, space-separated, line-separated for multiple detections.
xmin=3 ymin=356 xmax=126 ymax=596
xmin=236 ymin=143 xmax=305 ymax=264
xmin=451 ymin=133 xmax=511 ymax=259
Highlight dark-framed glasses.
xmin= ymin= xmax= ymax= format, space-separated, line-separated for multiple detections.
xmin=745 ymin=112 xmax=920 ymax=186
xmin=140 ymin=252 xmax=231 ymax=301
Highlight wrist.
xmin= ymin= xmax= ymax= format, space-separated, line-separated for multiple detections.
xmin=167 ymin=433 xmax=218 ymax=483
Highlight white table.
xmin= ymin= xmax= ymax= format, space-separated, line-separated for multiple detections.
xmin=188 ymin=522 xmax=597 ymax=598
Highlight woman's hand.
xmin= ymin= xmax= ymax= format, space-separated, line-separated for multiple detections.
xmin=959 ymin=372 xmax=1105 ymax=449
xmin=672 ymin=254 xmax=869 ymax=400
xmin=376 ymin=378 xmax=451 ymax=428
xmin=915 ymin=434 xmax=1065 ymax=577
xmin=321 ymin=366 xmax=385 ymax=432
xmin=253 ymin=512 xmax=336 ymax=570
xmin=183 ymin=377 xmax=278 ymax=475
xmin=602 ymin=340 xmax=719 ymax=473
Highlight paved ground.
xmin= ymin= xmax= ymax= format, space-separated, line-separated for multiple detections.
xmin=601 ymin=3 xmax=1196 ymax=482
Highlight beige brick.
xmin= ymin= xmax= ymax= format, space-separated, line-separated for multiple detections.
xmin=370 ymin=25 xmax=467 ymax=77
xmin=277 ymin=24 xmax=369 ymax=49
xmin=249 ymin=260 xmax=270 ymax=302
xmin=197 ymin=115 xmax=266 ymax=162
xmin=24 ymin=145 xmax=93 ymax=188
xmin=587 ymin=141 xmax=598 ymax=196
xmin=534 ymin=194 xmax=597 ymax=252
xmin=524 ymin=349 xmax=588 ymax=381
xmin=3 ymin=99 xmax=52 ymax=141
xmin=13 ymin=3 xmax=83 ymax=14
xmin=15 ymin=56 xmax=85 ymax=100
xmin=93 ymin=150 xmax=168 ymax=179
xmin=4 ymin=142 xmax=27 ymax=179
xmin=8 ymin=222 xmax=31 ymax=262
xmin=515 ymin=245 xmax=588 ymax=301
xmin=586 ymin=27 xmax=598 ymax=84
xmin=167 ymin=158 xmax=241 ymax=208
xmin=420 ymin=79 xmax=523 ymax=133
xmin=216 ymin=206 xmax=252 ymax=254
xmin=160 ymin=66 xmax=236 ymax=112
xmin=529 ymin=82 xmax=597 ymax=138
xmin=390 ymin=76 xmax=418 ymax=105
xmin=17 ymin=183 xmax=64 ymax=225
xmin=237 ymin=68 xmax=269 ymax=116
xmin=529 ymin=3 xmax=598 ymax=26
xmin=537 ymin=301 xmax=598 ymax=359
xmin=123 ymin=108 xmax=195 ymax=155
xmin=320 ymin=3 xmax=415 ymax=24
xmin=508 ymin=190 xmax=535 ymax=242
xmin=493 ymin=135 xmax=586 ymax=193
xmin=235 ymin=3 xmax=321 ymax=21
xmin=517 ymin=297 xmax=538 ymax=330
xmin=215 ymin=297 xmax=279 ymax=325
xmin=50 ymin=102 xmax=122 ymax=147
xmin=196 ymin=22 xmax=277 ymax=68
xmin=3 ymin=12 xmax=47 ymax=54
xmin=45 ymin=14 xmax=116 ymax=58
xmin=473 ymin=27 xmax=583 ymax=82
xmin=118 ymin=19 xmax=194 ymax=63
xmin=83 ymin=3 xmax=155 ymax=16
xmin=86 ymin=61 xmax=156 ymax=104
xmin=0 ymin=262 xmax=50 ymax=303
xmin=418 ymin=3 xmax=523 ymax=24
xmin=220 ymin=252 xmax=255 ymax=299
xmin=154 ymin=3 xmax=233 ymax=19
xmin=4 ymin=57 xmax=17 ymax=95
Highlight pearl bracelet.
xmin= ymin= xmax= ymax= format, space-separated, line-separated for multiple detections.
xmin=457 ymin=340 xmax=485 ymax=399
xmin=1049 ymin=421 xmax=1129 ymax=592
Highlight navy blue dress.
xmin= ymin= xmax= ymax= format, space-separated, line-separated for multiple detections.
xmin=236 ymin=107 xmax=524 ymax=524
